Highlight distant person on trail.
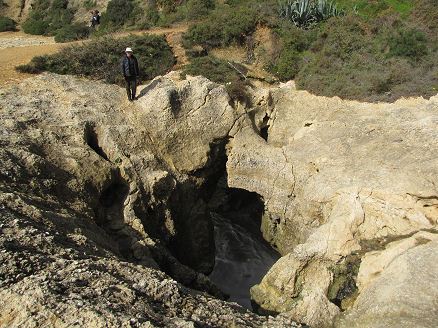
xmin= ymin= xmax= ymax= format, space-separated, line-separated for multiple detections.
xmin=120 ymin=47 xmax=139 ymax=102
xmin=89 ymin=10 xmax=100 ymax=28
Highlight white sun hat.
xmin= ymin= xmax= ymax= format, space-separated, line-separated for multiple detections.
xmin=125 ymin=47 xmax=133 ymax=52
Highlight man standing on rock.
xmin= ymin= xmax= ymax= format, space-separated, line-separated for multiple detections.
xmin=120 ymin=47 xmax=139 ymax=101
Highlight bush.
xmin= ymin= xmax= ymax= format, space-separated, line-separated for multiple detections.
xmin=45 ymin=0 xmax=76 ymax=35
xmin=22 ymin=0 xmax=76 ymax=36
xmin=54 ymin=22 xmax=89 ymax=42
xmin=22 ymin=11 xmax=49 ymax=34
xmin=186 ymin=0 xmax=215 ymax=20
xmin=82 ymin=0 xmax=96 ymax=11
xmin=386 ymin=28 xmax=428 ymax=60
xmin=136 ymin=5 xmax=160 ymax=29
xmin=100 ymin=0 xmax=134 ymax=29
xmin=182 ymin=55 xmax=250 ymax=102
xmin=289 ymin=12 xmax=438 ymax=102
xmin=156 ymin=0 xmax=178 ymax=14
xmin=265 ymin=28 xmax=315 ymax=81
xmin=0 ymin=16 xmax=17 ymax=32
xmin=16 ymin=34 xmax=175 ymax=85
xmin=185 ymin=6 xmax=257 ymax=49
xmin=226 ymin=77 xmax=250 ymax=103
xmin=16 ymin=55 xmax=49 ymax=73
xmin=410 ymin=0 xmax=438 ymax=30
xmin=182 ymin=55 xmax=240 ymax=83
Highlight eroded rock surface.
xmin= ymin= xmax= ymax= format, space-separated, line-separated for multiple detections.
xmin=227 ymin=81 xmax=438 ymax=327
xmin=0 ymin=72 xmax=304 ymax=327
xmin=337 ymin=237 xmax=438 ymax=328
xmin=2 ymin=71 xmax=438 ymax=328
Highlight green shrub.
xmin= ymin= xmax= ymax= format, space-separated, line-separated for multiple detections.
xmin=16 ymin=34 xmax=175 ymax=85
xmin=185 ymin=6 xmax=257 ymax=49
xmin=289 ymin=12 xmax=438 ymax=102
xmin=16 ymin=55 xmax=50 ymax=73
xmin=182 ymin=55 xmax=250 ymax=102
xmin=51 ymin=0 xmax=68 ymax=10
xmin=99 ymin=0 xmax=134 ymax=29
xmin=386 ymin=28 xmax=428 ymax=60
xmin=0 ymin=16 xmax=17 ymax=31
xmin=22 ymin=0 xmax=76 ymax=36
xmin=34 ymin=0 xmax=50 ymax=11
xmin=275 ymin=49 xmax=300 ymax=81
xmin=185 ymin=17 xmax=223 ymax=48
xmin=265 ymin=28 xmax=315 ymax=80
xmin=46 ymin=8 xmax=76 ymax=35
xmin=186 ymin=0 xmax=215 ymax=20
xmin=136 ymin=5 xmax=160 ymax=29
xmin=156 ymin=8 xmax=186 ymax=27
xmin=22 ymin=10 xmax=48 ymax=34
xmin=54 ymin=22 xmax=89 ymax=42
xmin=156 ymin=0 xmax=178 ymax=14
xmin=183 ymin=55 xmax=240 ymax=83
xmin=410 ymin=0 xmax=438 ymax=30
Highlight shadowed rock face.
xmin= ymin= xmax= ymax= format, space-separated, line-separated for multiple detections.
xmin=0 ymin=72 xmax=228 ymax=276
xmin=1 ymin=72 xmax=438 ymax=328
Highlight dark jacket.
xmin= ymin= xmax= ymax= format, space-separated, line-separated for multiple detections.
xmin=120 ymin=55 xmax=139 ymax=78
xmin=92 ymin=13 xmax=100 ymax=25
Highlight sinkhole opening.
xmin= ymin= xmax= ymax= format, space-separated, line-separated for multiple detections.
xmin=84 ymin=125 xmax=109 ymax=161
xmin=259 ymin=113 xmax=270 ymax=141
xmin=95 ymin=176 xmax=133 ymax=260
xmin=208 ymin=187 xmax=280 ymax=310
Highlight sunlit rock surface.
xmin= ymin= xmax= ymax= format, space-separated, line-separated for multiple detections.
xmin=228 ymin=81 xmax=438 ymax=327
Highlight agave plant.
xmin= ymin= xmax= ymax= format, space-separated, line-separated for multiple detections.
xmin=279 ymin=0 xmax=344 ymax=28
xmin=294 ymin=0 xmax=314 ymax=26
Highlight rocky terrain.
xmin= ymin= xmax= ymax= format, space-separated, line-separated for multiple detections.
xmin=0 ymin=72 xmax=302 ymax=327
xmin=0 ymin=71 xmax=437 ymax=328
xmin=230 ymin=81 xmax=438 ymax=327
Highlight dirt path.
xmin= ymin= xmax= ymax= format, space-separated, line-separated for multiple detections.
xmin=0 ymin=24 xmax=188 ymax=88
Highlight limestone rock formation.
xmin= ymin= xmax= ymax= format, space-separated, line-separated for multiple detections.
xmin=2 ymin=70 xmax=438 ymax=328
xmin=227 ymin=81 xmax=438 ymax=327
xmin=0 ymin=72 xmax=303 ymax=327
xmin=337 ymin=236 xmax=438 ymax=328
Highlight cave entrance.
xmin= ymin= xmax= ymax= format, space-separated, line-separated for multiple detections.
xmin=208 ymin=187 xmax=280 ymax=310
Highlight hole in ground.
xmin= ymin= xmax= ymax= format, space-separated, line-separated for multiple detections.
xmin=84 ymin=124 xmax=110 ymax=161
xmin=208 ymin=187 xmax=280 ymax=310
xmin=260 ymin=114 xmax=270 ymax=141
xmin=95 ymin=175 xmax=133 ymax=260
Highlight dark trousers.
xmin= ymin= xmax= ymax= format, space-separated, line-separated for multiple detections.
xmin=125 ymin=76 xmax=137 ymax=100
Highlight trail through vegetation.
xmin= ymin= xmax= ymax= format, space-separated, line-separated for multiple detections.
xmin=0 ymin=24 xmax=188 ymax=87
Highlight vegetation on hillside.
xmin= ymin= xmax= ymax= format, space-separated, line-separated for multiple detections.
xmin=15 ymin=0 xmax=438 ymax=102
xmin=0 ymin=16 xmax=17 ymax=31
xmin=180 ymin=0 xmax=438 ymax=102
xmin=182 ymin=55 xmax=251 ymax=102
xmin=16 ymin=34 xmax=175 ymax=85
xmin=21 ymin=0 xmax=90 ymax=41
